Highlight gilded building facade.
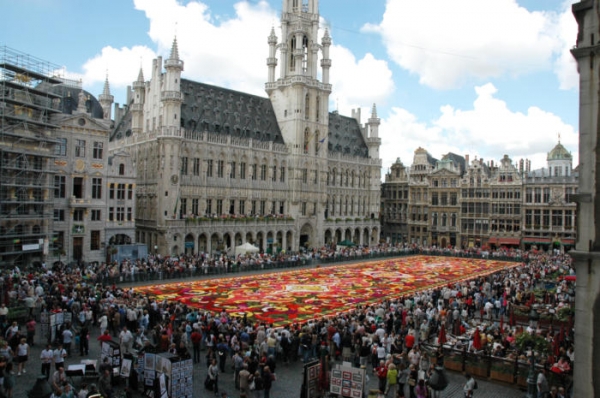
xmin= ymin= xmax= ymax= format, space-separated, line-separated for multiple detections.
xmin=110 ymin=0 xmax=381 ymax=256
xmin=381 ymin=143 xmax=577 ymax=250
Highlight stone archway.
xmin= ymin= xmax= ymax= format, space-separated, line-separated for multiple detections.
xmin=256 ymin=232 xmax=264 ymax=252
xmin=285 ymin=230 xmax=294 ymax=251
xmin=324 ymin=229 xmax=333 ymax=245
xmin=198 ymin=233 xmax=208 ymax=253
xmin=109 ymin=234 xmax=132 ymax=245
xmin=363 ymin=228 xmax=370 ymax=245
xmin=234 ymin=233 xmax=243 ymax=247
xmin=184 ymin=233 xmax=195 ymax=255
xmin=299 ymin=223 xmax=314 ymax=250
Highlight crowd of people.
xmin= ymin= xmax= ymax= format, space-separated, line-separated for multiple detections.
xmin=0 ymin=243 xmax=576 ymax=398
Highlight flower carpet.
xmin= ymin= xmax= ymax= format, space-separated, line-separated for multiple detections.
xmin=134 ymin=256 xmax=517 ymax=327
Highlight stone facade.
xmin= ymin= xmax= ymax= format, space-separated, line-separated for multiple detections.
xmin=381 ymin=144 xmax=577 ymax=251
xmin=109 ymin=0 xmax=381 ymax=256
xmin=570 ymin=1 xmax=600 ymax=396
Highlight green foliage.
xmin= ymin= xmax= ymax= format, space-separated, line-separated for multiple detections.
xmin=515 ymin=332 xmax=551 ymax=355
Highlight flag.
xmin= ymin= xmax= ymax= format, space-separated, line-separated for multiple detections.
xmin=319 ymin=137 xmax=326 ymax=143
xmin=173 ymin=192 xmax=179 ymax=216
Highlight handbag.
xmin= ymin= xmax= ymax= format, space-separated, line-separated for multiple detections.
xmin=408 ymin=377 xmax=416 ymax=386
xmin=249 ymin=380 xmax=256 ymax=391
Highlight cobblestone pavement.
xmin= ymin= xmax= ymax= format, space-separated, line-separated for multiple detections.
xmin=15 ymin=262 xmax=527 ymax=398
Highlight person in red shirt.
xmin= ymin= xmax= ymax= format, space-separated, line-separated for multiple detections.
xmin=405 ymin=332 xmax=415 ymax=350
xmin=375 ymin=360 xmax=387 ymax=393
xmin=97 ymin=330 xmax=112 ymax=346
xmin=190 ymin=327 xmax=202 ymax=364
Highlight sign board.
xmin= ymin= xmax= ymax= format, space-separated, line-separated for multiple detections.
xmin=330 ymin=364 xmax=365 ymax=398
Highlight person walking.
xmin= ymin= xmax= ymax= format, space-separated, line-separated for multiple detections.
xmin=463 ymin=373 xmax=475 ymax=398
xmin=262 ymin=365 xmax=274 ymax=398
xmin=15 ymin=338 xmax=28 ymax=376
xmin=385 ymin=363 xmax=398 ymax=397
xmin=40 ymin=344 xmax=53 ymax=380
xmin=208 ymin=358 xmax=220 ymax=396
xmin=239 ymin=363 xmax=251 ymax=397
xmin=537 ymin=369 xmax=549 ymax=398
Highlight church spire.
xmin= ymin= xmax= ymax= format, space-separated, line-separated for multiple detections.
xmin=98 ymin=73 xmax=114 ymax=120
xmin=137 ymin=66 xmax=144 ymax=83
xmin=169 ymin=36 xmax=180 ymax=61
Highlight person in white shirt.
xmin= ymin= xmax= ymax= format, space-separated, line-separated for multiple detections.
xmin=40 ymin=344 xmax=53 ymax=380
xmin=16 ymin=338 xmax=29 ymax=376
xmin=119 ymin=326 xmax=133 ymax=353
xmin=53 ymin=344 xmax=67 ymax=370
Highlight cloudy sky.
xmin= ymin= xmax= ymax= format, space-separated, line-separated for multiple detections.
xmin=3 ymin=0 xmax=580 ymax=177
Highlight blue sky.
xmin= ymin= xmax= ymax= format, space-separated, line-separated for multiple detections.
xmin=2 ymin=0 xmax=580 ymax=174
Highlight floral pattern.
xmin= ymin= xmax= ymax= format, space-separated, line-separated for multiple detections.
xmin=135 ymin=256 xmax=516 ymax=327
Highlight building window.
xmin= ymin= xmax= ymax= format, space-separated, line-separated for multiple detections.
xmin=302 ymin=169 xmax=308 ymax=183
xmin=127 ymin=207 xmax=133 ymax=221
xmin=230 ymin=162 xmax=236 ymax=179
xmin=280 ymin=166 xmax=285 ymax=182
xmin=192 ymin=198 xmax=199 ymax=215
xmin=240 ymin=162 xmax=246 ymax=179
xmin=301 ymin=202 xmax=307 ymax=216
xmin=90 ymin=230 xmax=100 ymax=250
xmin=93 ymin=142 xmax=103 ymax=159
xmin=217 ymin=160 xmax=224 ymax=178
xmin=116 ymin=184 xmax=125 ymax=200
xmin=207 ymin=160 xmax=213 ymax=177
xmin=260 ymin=200 xmax=266 ymax=215
xmin=54 ymin=138 xmax=67 ymax=157
xmin=53 ymin=209 xmax=65 ymax=221
xmin=272 ymin=166 xmax=277 ymax=182
xmin=116 ymin=207 xmax=125 ymax=221
xmin=73 ymin=177 xmax=84 ymax=199
xmin=251 ymin=164 xmax=257 ymax=181
xmin=251 ymin=200 xmax=256 ymax=215
xmin=54 ymin=176 xmax=66 ymax=198
xmin=216 ymin=199 xmax=223 ymax=215
xmin=91 ymin=209 xmax=101 ymax=221
xmin=92 ymin=178 xmax=102 ymax=199
xmin=73 ymin=209 xmax=84 ymax=222
xmin=260 ymin=165 xmax=267 ymax=181
xmin=128 ymin=185 xmax=133 ymax=200
xmin=75 ymin=139 xmax=86 ymax=157
xmin=109 ymin=207 xmax=114 ymax=221
xmin=239 ymin=200 xmax=245 ymax=215
xmin=181 ymin=157 xmax=188 ymax=175
xmin=119 ymin=164 xmax=125 ymax=175
xmin=206 ymin=199 xmax=212 ymax=215
xmin=193 ymin=158 xmax=201 ymax=176
xmin=180 ymin=199 xmax=187 ymax=217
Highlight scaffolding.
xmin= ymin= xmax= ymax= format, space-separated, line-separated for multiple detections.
xmin=0 ymin=46 xmax=63 ymax=268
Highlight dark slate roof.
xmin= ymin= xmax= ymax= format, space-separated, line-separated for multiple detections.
xmin=37 ymin=83 xmax=104 ymax=119
xmin=442 ymin=152 xmax=466 ymax=173
xmin=180 ymin=79 xmax=284 ymax=144
xmin=111 ymin=106 xmax=132 ymax=141
xmin=327 ymin=111 xmax=369 ymax=158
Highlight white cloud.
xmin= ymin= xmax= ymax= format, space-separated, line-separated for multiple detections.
xmin=78 ymin=0 xmax=396 ymax=115
xmin=364 ymin=0 xmax=572 ymax=90
xmin=380 ymin=83 xmax=577 ymax=176
xmin=81 ymin=45 xmax=157 ymax=97
xmin=555 ymin=0 xmax=579 ymax=90
xmin=329 ymin=46 xmax=395 ymax=116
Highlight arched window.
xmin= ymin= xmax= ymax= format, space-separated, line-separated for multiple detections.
xmin=303 ymin=128 xmax=310 ymax=154
xmin=290 ymin=36 xmax=296 ymax=71
xmin=442 ymin=213 xmax=447 ymax=227
xmin=302 ymin=35 xmax=309 ymax=73
xmin=316 ymin=96 xmax=320 ymax=122
xmin=305 ymin=94 xmax=310 ymax=120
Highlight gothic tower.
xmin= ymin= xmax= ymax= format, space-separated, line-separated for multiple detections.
xmin=157 ymin=37 xmax=184 ymax=227
xmin=266 ymin=0 xmax=332 ymax=243
xmin=570 ymin=2 xmax=600 ymax=397
xmin=98 ymin=75 xmax=114 ymax=120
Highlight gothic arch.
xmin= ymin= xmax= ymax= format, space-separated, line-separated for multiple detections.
xmin=184 ymin=233 xmax=194 ymax=255
xmin=197 ymin=233 xmax=208 ymax=253
xmin=299 ymin=222 xmax=313 ymax=249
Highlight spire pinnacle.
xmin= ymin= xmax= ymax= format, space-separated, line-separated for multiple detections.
xmin=102 ymin=73 xmax=111 ymax=96
xmin=137 ymin=66 xmax=145 ymax=83
xmin=371 ymin=103 xmax=378 ymax=118
xmin=169 ymin=36 xmax=180 ymax=60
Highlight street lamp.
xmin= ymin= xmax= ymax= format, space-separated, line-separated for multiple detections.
xmin=154 ymin=245 xmax=158 ymax=255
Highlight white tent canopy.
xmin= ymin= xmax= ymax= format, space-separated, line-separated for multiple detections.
xmin=235 ymin=242 xmax=260 ymax=256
